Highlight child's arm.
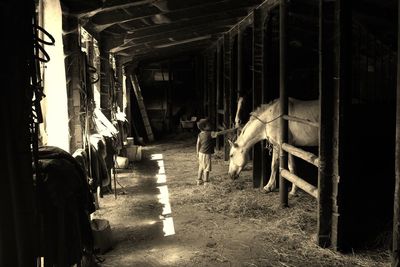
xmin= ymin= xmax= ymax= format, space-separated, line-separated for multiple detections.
xmin=211 ymin=127 xmax=238 ymax=138
xmin=196 ymin=136 xmax=200 ymax=155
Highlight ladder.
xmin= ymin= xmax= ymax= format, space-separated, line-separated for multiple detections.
xmin=129 ymin=74 xmax=154 ymax=142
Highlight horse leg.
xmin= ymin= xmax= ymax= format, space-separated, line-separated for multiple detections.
xmin=288 ymin=154 xmax=297 ymax=196
xmin=263 ymin=148 xmax=279 ymax=192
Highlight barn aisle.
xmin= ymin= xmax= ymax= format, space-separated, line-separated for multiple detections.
xmin=92 ymin=132 xmax=390 ymax=267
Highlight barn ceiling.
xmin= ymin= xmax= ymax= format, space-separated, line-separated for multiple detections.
xmin=60 ymin=0 xmax=265 ymax=62
xmin=59 ymin=0 xmax=397 ymax=63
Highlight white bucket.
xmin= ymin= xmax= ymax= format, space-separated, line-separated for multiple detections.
xmin=126 ymin=137 xmax=134 ymax=145
xmin=127 ymin=145 xmax=142 ymax=161
xmin=115 ymin=156 xmax=129 ymax=169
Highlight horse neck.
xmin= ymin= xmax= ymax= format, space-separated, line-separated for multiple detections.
xmin=236 ymin=101 xmax=279 ymax=151
xmin=237 ymin=119 xmax=266 ymax=151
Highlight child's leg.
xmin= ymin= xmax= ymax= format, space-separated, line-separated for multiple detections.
xmin=197 ymin=166 xmax=204 ymax=185
xmin=203 ymin=171 xmax=209 ymax=183
xmin=203 ymin=154 xmax=211 ymax=183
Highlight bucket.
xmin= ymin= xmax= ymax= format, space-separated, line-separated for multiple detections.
xmin=115 ymin=156 xmax=129 ymax=169
xmin=91 ymin=219 xmax=113 ymax=254
xmin=126 ymin=145 xmax=142 ymax=162
xmin=126 ymin=137 xmax=134 ymax=145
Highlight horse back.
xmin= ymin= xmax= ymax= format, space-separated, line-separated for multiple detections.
xmin=288 ymin=98 xmax=319 ymax=146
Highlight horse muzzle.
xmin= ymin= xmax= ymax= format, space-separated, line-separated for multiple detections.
xmin=229 ymin=173 xmax=238 ymax=180
xmin=228 ymin=168 xmax=241 ymax=180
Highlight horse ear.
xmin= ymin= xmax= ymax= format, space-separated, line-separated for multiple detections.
xmin=228 ymin=139 xmax=238 ymax=148
xmin=228 ymin=139 xmax=234 ymax=147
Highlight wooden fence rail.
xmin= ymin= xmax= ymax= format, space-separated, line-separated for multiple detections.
xmin=280 ymin=169 xmax=319 ymax=199
xmin=281 ymin=143 xmax=320 ymax=167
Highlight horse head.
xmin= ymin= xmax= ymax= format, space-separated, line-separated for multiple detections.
xmin=228 ymin=139 xmax=249 ymax=180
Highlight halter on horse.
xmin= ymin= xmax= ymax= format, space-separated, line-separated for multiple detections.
xmin=228 ymin=98 xmax=319 ymax=194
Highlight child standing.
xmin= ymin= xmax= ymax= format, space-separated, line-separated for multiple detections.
xmin=196 ymin=118 xmax=220 ymax=185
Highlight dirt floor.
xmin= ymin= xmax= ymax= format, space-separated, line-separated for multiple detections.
xmin=92 ymin=132 xmax=391 ymax=267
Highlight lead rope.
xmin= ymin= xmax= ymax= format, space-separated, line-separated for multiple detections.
xmin=250 ymin=113 xmax=283 ymax=155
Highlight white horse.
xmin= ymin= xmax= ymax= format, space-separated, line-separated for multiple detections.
xmin=228 ymin=98 xmax=319 ymax=195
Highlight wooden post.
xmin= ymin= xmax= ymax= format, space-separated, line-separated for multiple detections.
xmin=167 ymin=60 xmax=173 ymax=132
xmin=331 ymin=0 xmax=351 ymax=251
xmin=238 ymin=29 xmax=243 ymax=103
xmin=203 ymin=55 xmax=209 ymax=118
xmin=318 ymin=0 xmax=334 ymax=248
xmin=392 ymin=1 xmax=400 ymax=265
xmin=115 ymin=55 xmax=124 ymax=112
xmin=209 ymin=53 xmax=217 ymax=134
xmin=224 ymin=34 xmax=232 ymax=161
xmin=100 ymin=48 xmax=111 ymax=119
xmin=63 ymin=15 xmax=82 ymax=153
xmin=279 ymin=0 xmax=289 ymax=208
xmin=252 ymin=8 xmax=265 ymax=188
xmin=216 ymin=45 xmax=222 ymax=150
xmin=124 ymin=65 xmax=132 ymax=137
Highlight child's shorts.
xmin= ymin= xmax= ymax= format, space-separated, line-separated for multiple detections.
xmin=198 ymin=152 xmax=212 ymax=171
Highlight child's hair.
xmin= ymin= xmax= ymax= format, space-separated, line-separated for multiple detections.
xmin=197 ymin=118 xmax=212 ymax=131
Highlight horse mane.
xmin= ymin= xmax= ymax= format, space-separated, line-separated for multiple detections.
xmin=249 ymin=98 xmax=279 ymax=120
xmin=239 ymin=98 xmax=279 ymax=137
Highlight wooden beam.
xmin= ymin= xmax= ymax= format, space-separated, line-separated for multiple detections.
xmin=252 ymin=7 xmax=264 ymax=188
xmin=122 ymin=15 xmax=244 ymax=41
xmin=76 ymin=0 xmax=154 ymax=17
xmin=223 ymin=33 xmax=232 ymax=161
xmin=216 ymin=45 xmax=223 ymax=150
xmin=281 ymin=169 xmax=318 ymax=199
xmin=112 ymin=27 xmax=229 ymax=51
xmin=88 ymin=0 xmax=261 ymax=27
xmin=331 ymin=0 xmax=352 ymax=251
xmin=317 ymin=0 xmax=334 ymax=249
xmin=392 ymin=0 xmax=400 ymax=265
xmin=281 ymin=143 xmax=320 ymax=167
xmin=279 ymin=0 xmax=289 ymax=208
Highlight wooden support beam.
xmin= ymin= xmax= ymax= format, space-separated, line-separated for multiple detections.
xmin=280 ymin=169 xmax=318 ymax=199
xmin=237 ymin=29 xmax=243 ymax=102
xmin=223 ymin=33 xmax=232 ymax=161
xmin=216 ymin=45 xmax=223 ymax=150
xmin=204 ymin=55 xmax=209 ymax=118
xmin=281 ymin=143 xmax=320 ymax=167
xmin=392 ymin=1 xmax=400 ymax=265
xmin=317 ymin=0 xmax=334 ymax=249
xmin=210 ymin=49 xmax=217 ymax=139
xmin=252 ymin=7 xmax=265 ymax=188
xmin=115 ymin=55 xmax=124 ymax=111
xmin=100 ymin=49 xmax=111 ymax=119
xmin=279 ymin=0 xmax=289 ymax=208
xmin=331 ymin=0 xmax=352 ymax=251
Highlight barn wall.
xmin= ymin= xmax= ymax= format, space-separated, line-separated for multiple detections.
xmin=41 ymin=0 xmax=70 ymax=152
xmin=135 ymin=57 xmax=199 ymax=137
xmin=62 ymin=12 xmax=82 ymax=153
xmin=336 ymin=5 xmax=396 ymax=250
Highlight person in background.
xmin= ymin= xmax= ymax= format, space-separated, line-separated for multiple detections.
xmin=196 ymin=118 xmax=222 ymax=186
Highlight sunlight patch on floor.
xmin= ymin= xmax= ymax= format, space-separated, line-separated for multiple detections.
xmin=152 ymin=153 xmax=175 ymax=237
